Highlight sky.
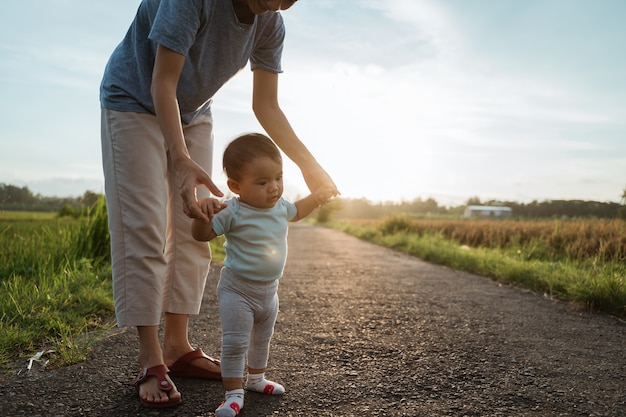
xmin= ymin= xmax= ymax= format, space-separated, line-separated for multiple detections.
xmin=1 ymin=0 xmax=625 ymax=206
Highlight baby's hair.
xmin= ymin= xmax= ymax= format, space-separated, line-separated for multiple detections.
xmin=223 ymin=133 xmax=282 ymax=181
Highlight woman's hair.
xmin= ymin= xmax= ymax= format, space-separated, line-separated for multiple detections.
xmin=223 ymin=133 xmax=282 ymax=181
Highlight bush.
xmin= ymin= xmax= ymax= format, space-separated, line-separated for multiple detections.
xmin=58 ymin=204 xmax=79 ymax=218
xmin=74 ymin=196 xmax=110 ymax=264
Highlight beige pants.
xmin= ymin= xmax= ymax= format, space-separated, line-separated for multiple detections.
xmin=101 ymin=108 xmax=214 ymax=326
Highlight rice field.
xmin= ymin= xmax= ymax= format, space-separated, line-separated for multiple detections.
xmin=333 ymin=216 xmax=626 ymax=319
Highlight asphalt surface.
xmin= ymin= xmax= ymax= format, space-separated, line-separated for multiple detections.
xmin=2 ymin=224 xmax=625 ymax=416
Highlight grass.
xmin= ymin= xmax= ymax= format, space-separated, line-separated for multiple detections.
xmin=332 ymin=217 xmax=626 ymax=319
xmin=0 ymin=204 xmax=115 ymax=368
xmin=0 ymin=204 xmax=225 ymax=369
xmin=1 ymin=260 xmax=115 ymax=367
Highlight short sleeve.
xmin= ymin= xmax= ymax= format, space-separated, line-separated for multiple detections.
xmin=250 ymin=12 xmax=285 ymax=73
xmin=282 ymin=198 xmax=297 ymax=220
xmin=211 ymin=198 xmax=238 ymax=236
xmin=149 ymin=0 xmax=204 ymax=56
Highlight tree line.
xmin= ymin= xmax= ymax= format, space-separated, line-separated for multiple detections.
xmin=0 ymin=183 xmax=100 ymax=216
xmin=2 ymin=183 xmax=625 ymax=220
xmin=324 ymin=195 xmax=626 ymax=220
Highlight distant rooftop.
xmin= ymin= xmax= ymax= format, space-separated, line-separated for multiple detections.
xmin=466 ymin=205 xmax=512 ymax=211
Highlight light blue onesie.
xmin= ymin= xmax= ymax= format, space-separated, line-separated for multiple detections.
xmin=211 ymin=197 xmax=297 ymax=377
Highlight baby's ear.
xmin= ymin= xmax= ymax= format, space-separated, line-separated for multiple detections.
xmin=227 ymin=179 xmax=240 ymax=194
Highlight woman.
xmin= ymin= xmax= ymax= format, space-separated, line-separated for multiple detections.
xmin=100 ymin=0 xmax=337 ymax=408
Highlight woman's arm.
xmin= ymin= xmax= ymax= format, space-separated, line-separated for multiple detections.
xmin=252 ymin=68 xmax=339 ymax=196
xmin=151 ymin=44 xmax=223 ymax=221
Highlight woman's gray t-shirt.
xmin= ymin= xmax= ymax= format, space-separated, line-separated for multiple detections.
xmin=100 ymin=0 xmax=284 ymax=124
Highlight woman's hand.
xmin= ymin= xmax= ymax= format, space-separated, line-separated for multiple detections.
xmin=313 ymin=185 xmax=337 ymax=207
xmin=301 ymin=162 xmax=339 ymax=199
xmin=174 ymin=156 xmax=224 ymax=221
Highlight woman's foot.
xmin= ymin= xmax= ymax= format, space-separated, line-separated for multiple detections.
xmin=162 ymin=313 xmax=221 ymax=378
xmin=166 ymin=347 xmax=222 ymax=379
xmin=134 ymin=365 xmax=182 ymax=408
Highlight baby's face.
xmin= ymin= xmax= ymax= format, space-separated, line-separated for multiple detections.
xmin=236 ymin=156 xmax=284 ymax=209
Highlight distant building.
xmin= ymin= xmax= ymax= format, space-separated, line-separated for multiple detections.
xmin=464 ymin=205 xmax=513 ymax=218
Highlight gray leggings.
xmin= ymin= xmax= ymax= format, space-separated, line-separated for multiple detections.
xmin=217 ymin=267 xmax=279 ymax=378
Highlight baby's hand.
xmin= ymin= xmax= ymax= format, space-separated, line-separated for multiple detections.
xmin=313 ymin=186 xmax=336 ymax=207
xmin=198 ymin=198 xmax=227 ymax=220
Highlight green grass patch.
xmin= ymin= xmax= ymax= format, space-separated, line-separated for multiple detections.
xmin=0 ymin=200 xmax=114 ymax=368
xmin=0 ymin=202 xmax=226 ymax=369
xmin=0 ymin=259 xmax=115 ymax=366
xmin=333 ymin=219 xmax=626 ymax=318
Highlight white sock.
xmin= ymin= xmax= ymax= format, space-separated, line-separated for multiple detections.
xmin=246 ymin=373 xmax=285 ymax=395
xmin=215 ymin=389 xmax=244 ymax=417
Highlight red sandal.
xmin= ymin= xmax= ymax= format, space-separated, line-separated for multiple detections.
xmin=134 ymin=364 xmax=182 ymax=408
xmin=169 ymin=348 xmax=222 ymax=380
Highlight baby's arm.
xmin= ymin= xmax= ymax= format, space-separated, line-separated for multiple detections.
xmin=191 ymin=198 xmax=226 ymax=241
xmin=291 ymin=186 xmax=334 ymax=222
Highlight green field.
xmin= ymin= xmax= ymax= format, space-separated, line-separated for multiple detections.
xmin=1 ymin=207 xmax=624 ymax=369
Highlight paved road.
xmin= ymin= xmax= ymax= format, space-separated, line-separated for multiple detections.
xmin=2 ymin=224 xmax=625 ymax=416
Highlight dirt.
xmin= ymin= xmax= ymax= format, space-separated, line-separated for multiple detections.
xmin=1 ymin=224 xmax=625 ymax=417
